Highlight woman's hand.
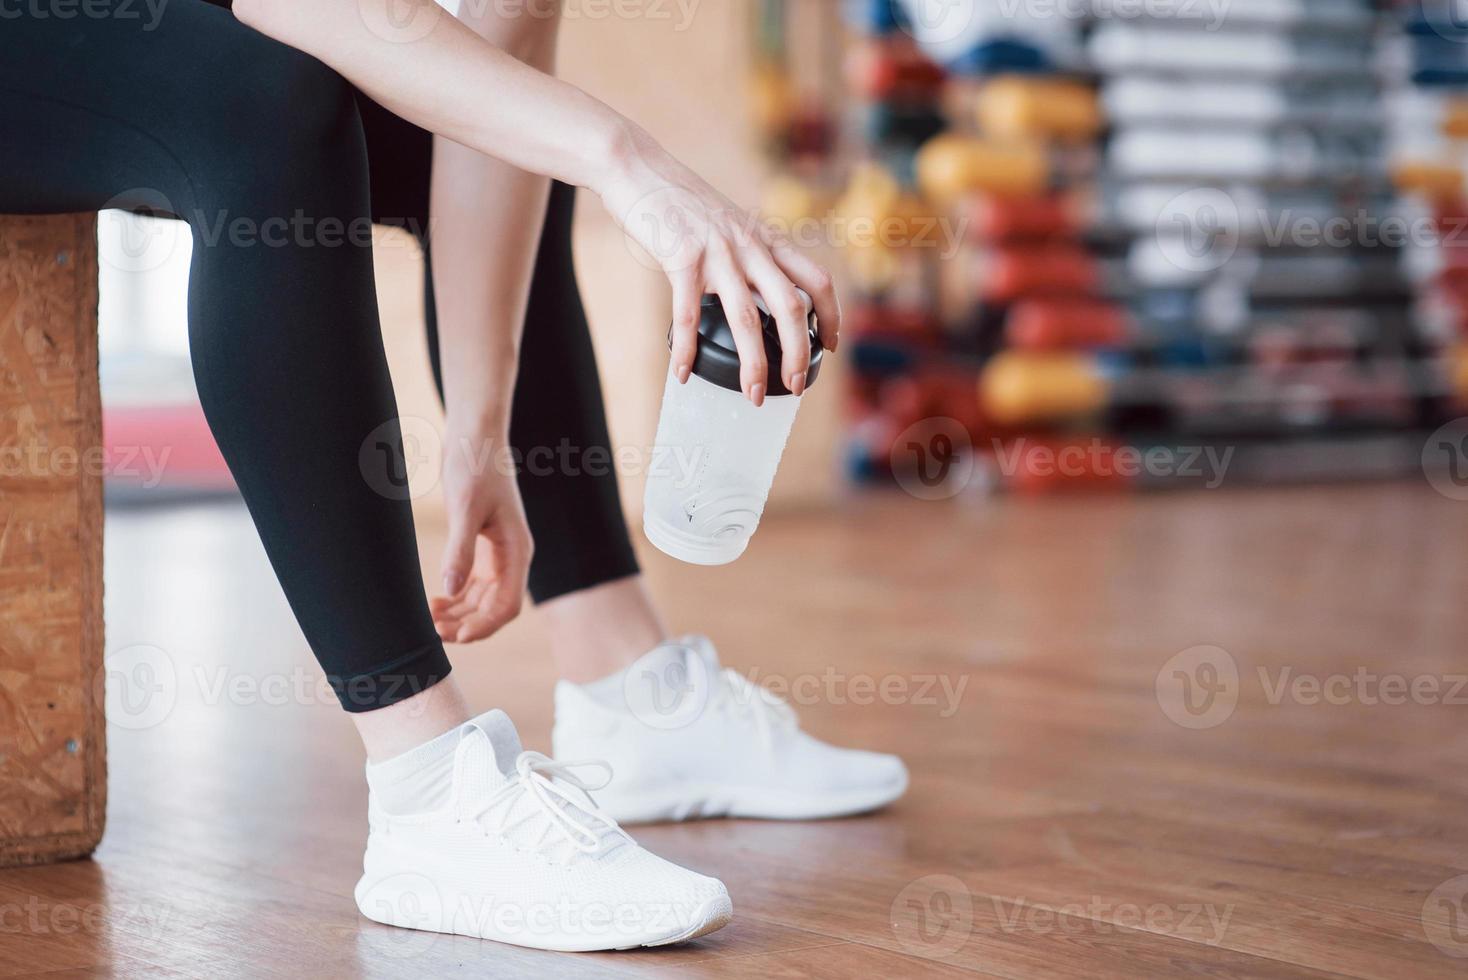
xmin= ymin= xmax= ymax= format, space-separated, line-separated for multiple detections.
xmin=430 ymin=431 xmax=533 ymax=644
xmin=597 ymin=125 xmax=842 ymax=406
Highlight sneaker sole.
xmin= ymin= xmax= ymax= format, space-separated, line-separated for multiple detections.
xmin=596 ymin=771 xmax=910 ymax=824
xmin=353 ymin=872 xmax=732 ymax=953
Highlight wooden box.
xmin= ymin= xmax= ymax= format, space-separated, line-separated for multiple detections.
xmin=0 ymin=214 xmax=106 ymax=867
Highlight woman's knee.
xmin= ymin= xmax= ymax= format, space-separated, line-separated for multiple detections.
xmin=190 ymin=38 xmax=369 ymax=212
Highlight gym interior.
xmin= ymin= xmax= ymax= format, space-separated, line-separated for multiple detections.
xmin=2 ymin=1 xmax=1465 ymax=977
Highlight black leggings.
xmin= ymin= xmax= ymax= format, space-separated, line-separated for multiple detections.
xmin=0 ymin=1 xmax=638 ymax=712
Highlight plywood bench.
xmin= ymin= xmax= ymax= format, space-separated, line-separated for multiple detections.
xmin=0 ymin=214 xmax=106 ymax=868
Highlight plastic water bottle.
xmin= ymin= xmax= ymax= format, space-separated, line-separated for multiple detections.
xmin=643 ymin=293 xmax=822 ymax=565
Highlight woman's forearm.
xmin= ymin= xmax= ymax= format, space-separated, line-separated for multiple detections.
xmin=232 ymin=0 xmax=630 ymax=193
xmin=428 ymin=10 xmax=557 ymax=438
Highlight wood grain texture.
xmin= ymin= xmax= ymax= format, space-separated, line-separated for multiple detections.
xmin=2 ymin=474 xmax=1466 ymax=977
xmin=0 ymin=214 xmax=105 ymax=869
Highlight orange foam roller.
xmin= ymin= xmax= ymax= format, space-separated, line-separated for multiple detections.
xmin=983 ymin=246 xmax=1098 ymax=302
xmin=977 ymin=76 xmax=1102 ymax=142
xmin=1445 ymin=99 xmax=1468 ymax=140
xmin=917 ymin=135 xmax=1049 ymax=205
xmin=1006 ymin=300 xmax=1130 ymax=350
xmin=980 ymin=351 xmax=1108 ymax=424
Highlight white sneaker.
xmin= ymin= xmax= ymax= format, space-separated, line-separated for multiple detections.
xmin=354 ymin=710 xmax=732 ymax=952
xmin=552 ymin=636 xmax=909 ymax=824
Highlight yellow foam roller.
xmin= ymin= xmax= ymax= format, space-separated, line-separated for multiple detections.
xmin=977 ymin=76 xmax=1101 ymax=142
xmin=917 ymin=135 xmax=1049 ymax=205
xmin=837 ymin=162 xmax=936 ymax=247
xmin=837 ymin=161 xmax=902 ymax=221
xmin=845 ymin=243 xmax=901 ymax=293
xmin=762 ymin=174 xmax=823 ymax=227
xmin=1391 ymin=160 xmax=1464 ymax=201
xmin=981 ymin=351 xmax=1107 ymax=424
xmin=749 ymin=62 xmax=793 ymax=138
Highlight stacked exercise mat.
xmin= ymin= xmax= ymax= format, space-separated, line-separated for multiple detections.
xmin=753 ymin=0 xmax=1468 ymax=492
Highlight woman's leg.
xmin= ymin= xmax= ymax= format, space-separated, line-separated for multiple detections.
xmin=0 ymin=2 xmax=462 ymax=744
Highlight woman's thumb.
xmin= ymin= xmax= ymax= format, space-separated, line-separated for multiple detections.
xmin=441 ymin=519 xmax=477 ymax=596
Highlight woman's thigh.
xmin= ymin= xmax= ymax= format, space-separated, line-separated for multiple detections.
xmin=0 ymin=2 xmax=450 ymax=710
xmin=0 ymin=0 xmax=364 ymax=217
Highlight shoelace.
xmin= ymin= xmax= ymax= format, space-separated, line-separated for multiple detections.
xmin=716 ymin=669 xmax=798 ymax=749
xmin=470 ymin=751 xmax=633 ymax=858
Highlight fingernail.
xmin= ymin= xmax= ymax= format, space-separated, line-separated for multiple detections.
xmin=677 ymin=364 xmax=691 ymax=384
xmin=443 ymin=572 xmax=464 ymax=595
xmin=751 ymin=383 xmax=766 ymax=406
xmin=791 ymin=372 xmax=806 ymax=396
xmin=830 ymin=332 xmax=840 ymax=352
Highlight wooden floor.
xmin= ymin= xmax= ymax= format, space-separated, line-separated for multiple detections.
xmin=3 ymin=483 xmax=1466 ymax=978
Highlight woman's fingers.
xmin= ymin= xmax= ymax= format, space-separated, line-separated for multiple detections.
xmin=453 ymin=521 xmax=531 ymax=643
xmin=741 ymin=245 xmax=812 ymax=395
xmin=769 ymin=240 xmax=841 ymax=352
xmin=706 ymin=245 xmax=769 ymax=404
xmin=668 ymin=263 xmax=701 ymax=384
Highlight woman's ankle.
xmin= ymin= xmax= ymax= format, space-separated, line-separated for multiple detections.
xmin=351 ymin=677 xmax=473 ymax=762
xmin=541 ymin=576 xmax=668 ymax=683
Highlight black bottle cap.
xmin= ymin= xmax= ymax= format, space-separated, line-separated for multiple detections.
xmin=673 ymin=293 xmax=823 ymax=396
